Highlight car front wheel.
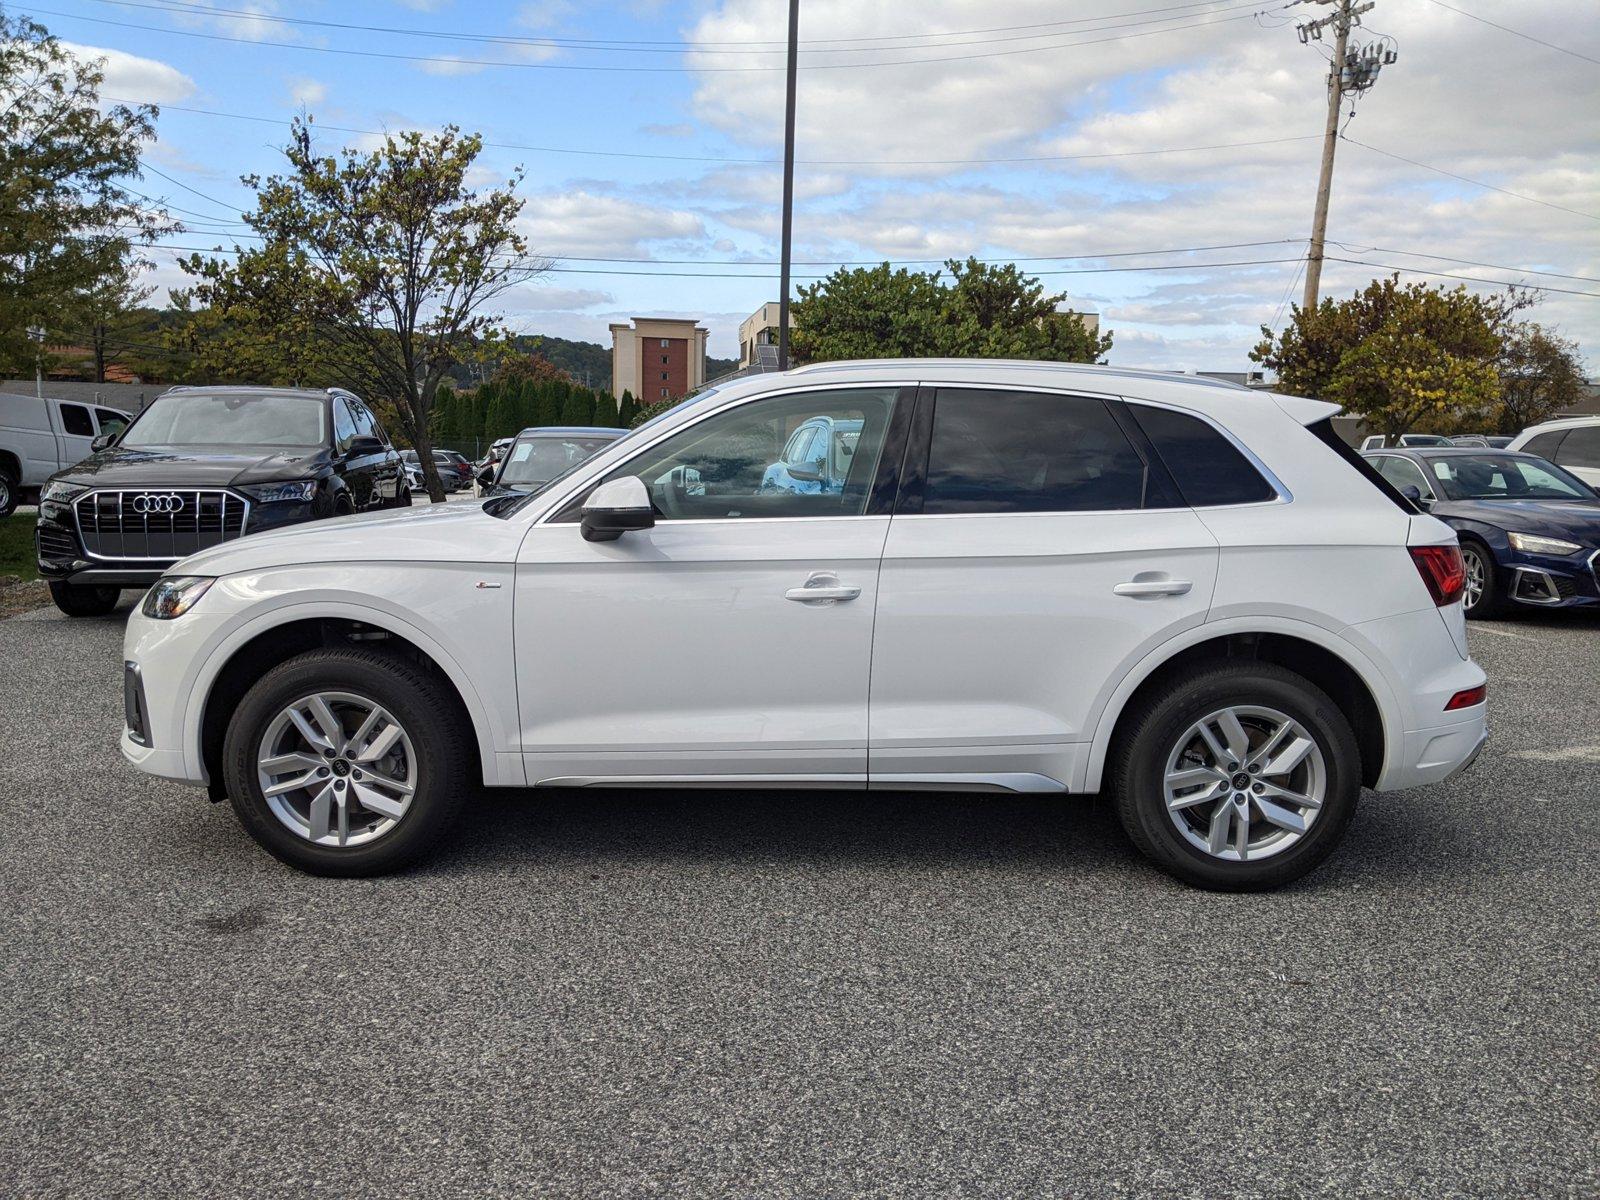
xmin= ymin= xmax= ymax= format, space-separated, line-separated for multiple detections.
xmin=1111 ymin=661 xmax=1361 ymax=891
xmin=222 ymin=648 xmax=470 ymax=875
xmin=1460 ymin=540 xmax=1505 ymax=619
xmin=48 ymin=580 xmax=121 ymax=617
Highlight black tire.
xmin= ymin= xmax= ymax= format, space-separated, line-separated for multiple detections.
xmin=1110 ymin=660 xmax=1362 ymax=891
xmin=0 ymin=466 xmax=17 ymax=517
xmin=1459 ymin=538 xmax=1506 ymax=620
xmin=48 ymin=580 xmax=121 ymax=617
xmin=395 ymin=484 xmax=413 ymax=507
xmin=221 ymin=648 xmax=471 ymax=876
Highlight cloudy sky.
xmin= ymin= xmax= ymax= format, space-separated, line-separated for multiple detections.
xmin=37 ymin=0 xmax=1600 ymax=368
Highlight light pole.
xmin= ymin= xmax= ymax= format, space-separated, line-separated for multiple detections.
xmin=26 ymin=325 xmax=46 ymax=399
xmin=777 ymin=0 xmax=799 ymax=370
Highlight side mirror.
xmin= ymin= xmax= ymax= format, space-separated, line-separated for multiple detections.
xmin=581 ymin=476 xmax=655 ymax=542
xmin=345 ymin=435 xmax=384 ymax=457
xmin=1399 ymin=484 xmax=1432 ymax=507
xmin=787 ymin=463 xmax=825 ymax=483
xmin=91 ymin=433 xmax=116 ymax=452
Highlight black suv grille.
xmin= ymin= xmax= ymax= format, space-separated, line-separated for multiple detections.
xmin=74 ymin=490 xmax=248 ymax=561
xmin=36 ymin=524 xmax=79 ymax=561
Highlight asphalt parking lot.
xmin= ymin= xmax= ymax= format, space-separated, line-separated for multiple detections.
xmin=2 ymin=601 xmax=1596 ymax=1198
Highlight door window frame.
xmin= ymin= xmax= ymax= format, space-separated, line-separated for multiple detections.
xmin=1368 ymin=452 xmax=1436 ymax=500
xmin=540 ymin=381 xmax=919 ymax=526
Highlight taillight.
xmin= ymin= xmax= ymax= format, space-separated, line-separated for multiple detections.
xmin=1410 ymin=544 xmax=1466 ymax=606
xmin=1445 ymin=683 xmax=1486 ymax=711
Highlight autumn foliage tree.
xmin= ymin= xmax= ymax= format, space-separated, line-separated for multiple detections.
xmin=177 ymin=119 xmax=545 ymax=501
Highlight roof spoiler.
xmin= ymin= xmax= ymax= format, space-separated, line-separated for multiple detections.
xmin=1271 ymin=393 xmax=1342 ymax=426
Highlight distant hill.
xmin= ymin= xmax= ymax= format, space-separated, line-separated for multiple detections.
xmin=446 ymin=332 xmax=735 ymax=390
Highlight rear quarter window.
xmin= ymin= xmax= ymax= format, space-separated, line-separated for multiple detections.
xmin=1128 ymin=405 xmax=1276 ymax=506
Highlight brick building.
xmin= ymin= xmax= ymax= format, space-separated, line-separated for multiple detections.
xmin=609 ymin=317 xmax=709 ymax=404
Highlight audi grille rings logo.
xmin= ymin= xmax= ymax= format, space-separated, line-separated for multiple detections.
xmin=132 ymin=493 xmax=184 ymax=515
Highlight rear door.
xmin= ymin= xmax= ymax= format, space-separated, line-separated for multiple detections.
xmin=867 ymin=386 xmax=1220 ymax=792
xmin=52 ymin=401 xmax=98 ymax=468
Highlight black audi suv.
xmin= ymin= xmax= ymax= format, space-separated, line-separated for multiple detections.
xmin=36 ymin=385 xmax=406 ymax=616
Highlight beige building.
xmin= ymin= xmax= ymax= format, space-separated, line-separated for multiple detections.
xmin=738 ymin=302 xmax=793 ymax=369
xmin=610 ymin=317 xmax=708 ymax=403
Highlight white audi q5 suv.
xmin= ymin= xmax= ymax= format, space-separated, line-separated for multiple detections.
xmin=121 ymin=361 xmax=1487 ymax=889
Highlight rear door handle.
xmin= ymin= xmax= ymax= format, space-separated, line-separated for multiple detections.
xmin=1114 ymin=579 xmax=1193 ymax=597
xmin=785 ymin=571 xmax=861 ymax=604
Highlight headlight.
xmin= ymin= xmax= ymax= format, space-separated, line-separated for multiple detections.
xmin=1508 ymin=532 xmax=1582 ymax=556
xmin=141 ymin=576 xmax=214 ymax=619
xmin=41 ymin=480 xmax=84 ymax=503
xmin=238 ymin=479 xmax=318 ymax=504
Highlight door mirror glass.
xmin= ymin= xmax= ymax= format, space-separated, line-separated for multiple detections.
xmin=345 ymin=434 xmax=384 ymax=457
xmin=581 ymin=476 xmax=655 ymax=542
xmin=786 ymin=463 xmax=824 ymax=483
xmin=1399 ymin=483 xmax=1428 ymax=505
xmin=91 ymin=433 xmax=115 ymax=452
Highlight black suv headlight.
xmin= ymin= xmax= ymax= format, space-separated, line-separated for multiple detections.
xmin=238 ymin=479 xmax=317 ymax=504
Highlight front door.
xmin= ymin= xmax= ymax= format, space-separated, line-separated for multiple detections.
xmin=514 ymin=385 xmax=911 ymax=785
xmin=868 ymin=386 xmax=1220 ymax=792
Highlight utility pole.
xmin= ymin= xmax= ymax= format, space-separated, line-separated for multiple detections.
xmin=1293 ymin=0 xmax=1396 ymax=313
xmin=777 ymin=0 xmax=799 ymax=370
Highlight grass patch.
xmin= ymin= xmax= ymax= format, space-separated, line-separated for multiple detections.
xmin=0 ymin=513 xmax=39 ymax=582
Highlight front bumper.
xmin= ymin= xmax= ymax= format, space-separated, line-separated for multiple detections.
xmin=1499 ymin=546 xmax=1600 ymax=609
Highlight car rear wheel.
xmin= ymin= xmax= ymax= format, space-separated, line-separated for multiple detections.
xmin=1459 ymin=540 xmax=1505 ymax=619
xmin=1111 ymin=661 xmax=1361 ymax=891
xmin=0 ymin=467 xmax=17 ymax=517
xmin=222 ymin=648 xmax=470 ymax=875
xmin=47 ymin=580 xmax=121 ymax=617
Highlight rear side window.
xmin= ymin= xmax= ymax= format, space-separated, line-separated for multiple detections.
xmin=921 ymin=389 xmax=1148 ymax=514
xmin=1130 ymin=405 xmax=1276 ymax=506
xmin=1520 ymin=430 xmax=1567 ymax=460
xmin=1557 ymin=425 xmax=1600 ymax=470
xmin=59 ymin=404 xmax=94 ymax=436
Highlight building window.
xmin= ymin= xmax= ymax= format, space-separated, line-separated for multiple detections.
xmin=661 ymin=355 xmax=668 ymax=364
xmin=660 ymin=387 xmax=668 ymax=397
xmin=661 ymin=371 xmax=668 ymax=381
xmin=660 ymin=338 xmax=669 ymax=348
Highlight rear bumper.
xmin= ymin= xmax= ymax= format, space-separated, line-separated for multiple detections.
xmin=1378 ymin=708 xmax=1489 ymax=791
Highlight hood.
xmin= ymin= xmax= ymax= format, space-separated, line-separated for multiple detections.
xmin=52 ymin=444 xmax=333 ymax=488
xmin=174 ymin=497 xmax=527 ymax=577
xmin=1435 ymin=497 xmax=1600 ymax=543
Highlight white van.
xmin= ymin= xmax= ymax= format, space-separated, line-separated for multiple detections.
xmin=0 ymin=392 xmax=134 ymax=515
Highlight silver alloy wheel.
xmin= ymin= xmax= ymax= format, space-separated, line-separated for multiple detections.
xmin=1162 ymin=704 xmax=1327 ymax=862
xmin=256 ymin=691 xmax=417 ymax=848
xmin=1462 ymin=545 xmax=1486 ymax=610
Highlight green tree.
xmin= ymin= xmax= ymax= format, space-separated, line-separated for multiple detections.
xmin=1252 ymin=276 xmax=1519 ymax=445
xmin=432 ymin=384 xmax=457 ymax=442
xmin=593 ymin=389 xmax=619 ymax=426
xmin=617 ymin=389 xmax=638 ymax=426
xmin=630 ymin=398 xmax=677 ymax=428
xmin=790 ymin=258 xmax=1112 ymax=365
xmin=69 ymin=251 xmax=155 ymax=383
xmin=471 ymin=381 xmax=497 ymax=441
xmin=177 ymin=118 xmax=544 ymax=500
xmin=559 ymin=384 xmax=591 ymax=425
xmin=1491 ymin=323 xmax=1585 ymax=435
xmin=484 ymin=383 xmax=518 ymax=440
xmin=1 ymin=14 xmax=171 ymax=374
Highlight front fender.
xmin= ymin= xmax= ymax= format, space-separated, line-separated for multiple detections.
xmin=173 ymin=565 xmax=521 ymax=787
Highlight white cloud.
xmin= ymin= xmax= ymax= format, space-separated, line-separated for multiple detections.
xmin=287 ymin=77 xmax=328 ymax=107
xmin=169 ymin=0 xmax=294 ymax=43
xmin=508 ymin=285 xmax=616 ymax=311
xmin=61 ymin=42 xmax=195 ymax=105
xmin=518 ymin=191 xmax=707 ymax=258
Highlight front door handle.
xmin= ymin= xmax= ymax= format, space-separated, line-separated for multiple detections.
xmin=785 ymin=571 xmax=861 ymax=604
xmin=1114 ymin=579 xmax=1193 ymax=597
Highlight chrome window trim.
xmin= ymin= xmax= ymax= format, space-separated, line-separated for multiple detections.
xmin=72 ymin=488 xmax=252 ymax=562
xmin=1113 ymin=393 xmax=1294 ymax=507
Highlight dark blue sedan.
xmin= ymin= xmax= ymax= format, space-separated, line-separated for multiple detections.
xmin=1362 ymin=447 xmax=1600 ymax=618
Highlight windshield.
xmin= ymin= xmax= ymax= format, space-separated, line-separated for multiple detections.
xmin=1428 ymin=454 xmax=1594 ymax=501
xmin=499 ymin=435 xmax=619 ymax=486
xmin=122 ymin=392 xmax=326 ymax=448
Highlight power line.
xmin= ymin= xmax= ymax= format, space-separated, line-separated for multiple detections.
xmin=1343 ymin=136 xmax=1600 ymax=222
xmin=86 ymin=0 xmax=1274 ymax=56
xmin=34 ymin=5 xmax=1277 ymax=73
xmin=89 ymin=0 xmax=1248 ymax=50
xmin=1326 ymin=240 xmax=1600 ymax=284
xmin=115 ymin=96 xmax=1321 ymax=167
xmin=1323 ymin=257 xmax=1600 ymax=298
xmin=140 ymin=162 xmax=245 ymax=214
xmin=1421 ymin=0 xmax=1600 ymax=67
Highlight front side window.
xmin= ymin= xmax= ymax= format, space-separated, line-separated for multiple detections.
xmin=1429 ymin=454 xmax=1592 ymax=501
xmin=920 ymin=389 xmax=1148 ymax=514
xmin=1130 ymin=404 xmax=1276 ymax=506
xmin=579 ymin=388 xmax=898 ymax=521
xmin=120 ymin=392 xmax=328 ymax=448
xmin=333 ymin=399 xmax=358 ymax=451
xmin=1374 ymin=455 xmax=1433 ymax=497
xmin=95 ymin=408 xmax=129 ymax=437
